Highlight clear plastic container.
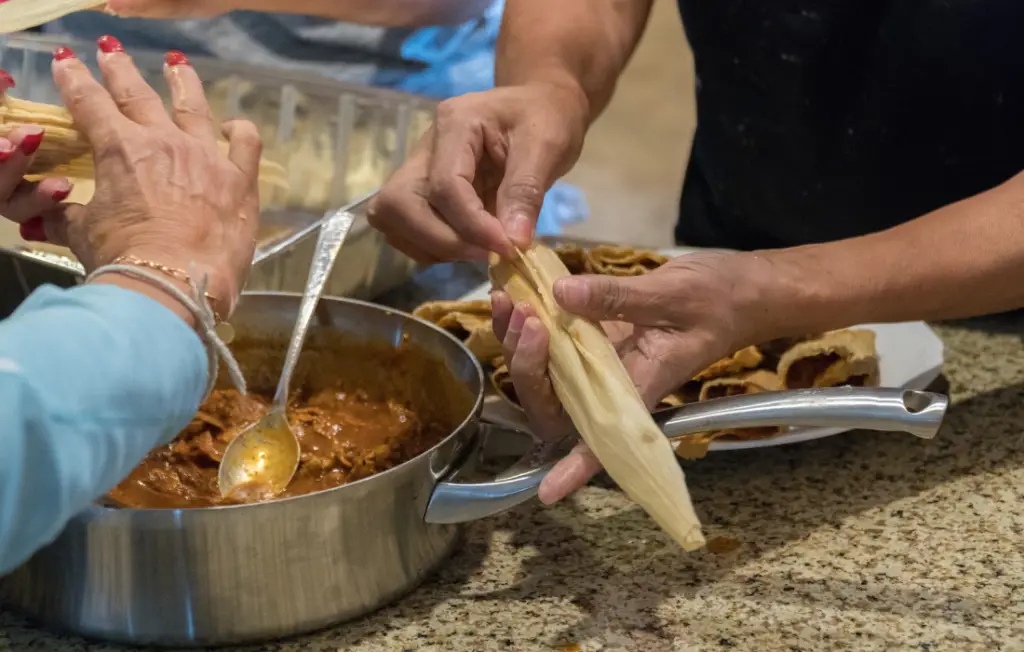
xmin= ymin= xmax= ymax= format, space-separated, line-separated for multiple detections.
xmin=0 ymin=32 xmax=435 ymax=308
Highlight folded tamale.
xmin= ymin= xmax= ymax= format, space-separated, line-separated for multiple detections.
xmin=412 ymin=300 xmax=503 ymax=363
xmin=490 ymin=244 xmax=705 ymax=550
xmin=777 ymin=329 xmax=880 ymax=389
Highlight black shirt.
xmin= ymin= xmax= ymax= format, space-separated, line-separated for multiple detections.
xmin=674 ymin=0 xmax=1024 ymax=250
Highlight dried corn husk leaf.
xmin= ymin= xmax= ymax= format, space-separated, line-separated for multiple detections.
xmin=0 ymin=96 xmax=290 ymax=206
xmin=0 ymin=0 xmax=104 ymax=35
xmin=490 ymin=244 xmax=705 ymax=551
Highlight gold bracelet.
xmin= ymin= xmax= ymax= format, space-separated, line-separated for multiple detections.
xmin=110 ymin=255 xmax=226 ymax=322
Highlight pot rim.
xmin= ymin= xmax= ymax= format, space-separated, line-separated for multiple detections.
xmin=78 ymin=291 xmax=486 ymax=521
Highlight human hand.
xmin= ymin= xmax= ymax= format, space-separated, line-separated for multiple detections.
xmin=103 ymin=0 xmax=237 ymax=19
xmin=31 ymin=38 xmax=262 ymax=321
xmin=491 ymin=250 xmax=779 ymax=503
xmin=368 ymin=82 xmax=589 ymax=263
xmin=0 ymin=72 xmax=76 ymax=234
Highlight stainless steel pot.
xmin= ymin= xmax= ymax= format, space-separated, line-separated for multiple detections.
xmin=0 ymin=292 xmax=949 ymax=647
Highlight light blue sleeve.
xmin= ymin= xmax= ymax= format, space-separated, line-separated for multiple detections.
xmin=0 ymin=284 xmax=207 ymax=574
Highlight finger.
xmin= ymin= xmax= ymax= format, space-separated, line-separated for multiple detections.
xmin=383 ymin=232 xmax=441 ymax=266
xmin=509 ymin=315 xmax=572 ymax=442
xmin=495 ymin=136 xmax=563 ymax=247
xmin=163 ymin=51 xmax=216 ymax=141
xmin=52 ymin=46 xmax=125 ymax=145
xmin=426 ymin=119 xmax=511 ymax=255
xmin=370 ymin=184 xmax=489 ymax=262
xmin=500 ymin=302 xmax=532 ymax=356
xmin=538 ymin=443 xmax=603 ymax=504
xmin=3 ymin=177 xmax=73 ymax=224
xmin=0 ymin=128 xmax=43 ymax=202
xmin=554 ymin=273 xmax=667 ymax=325
xmin=490 ymin=290 xmax=514 ymax=342
xmin=42 ymin=203 xmax=86 ymax=249
xmin=95 ymin=36 xmax=171 ymax=126
xmin=221 ymin=119 xmax=262 ymax=180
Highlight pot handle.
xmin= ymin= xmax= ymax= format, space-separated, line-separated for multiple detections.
xmin=424 ymin=387 xmax=948 ymax=524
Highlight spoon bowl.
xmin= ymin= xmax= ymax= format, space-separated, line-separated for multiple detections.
xmin=218 ymin=208 xmax=356 ymax=500
xmin=218 ymin=411 xmax=299 ymax=501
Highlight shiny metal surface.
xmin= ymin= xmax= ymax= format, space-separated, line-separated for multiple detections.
xmin=0 ymin=292 xmax=487 ymax=647
xmin=219 ymin=210 xmax=356 ymax=497
xmin=424 ymin=387 xmax=949 ymax=525
xmin=657 ymin=387 xmax=947 ymax=439
xmin=0 ymin=33 xmax=433 ymax=307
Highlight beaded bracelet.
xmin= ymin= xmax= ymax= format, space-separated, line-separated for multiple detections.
xmin=85 ymin=262 xmax=247 ymax=399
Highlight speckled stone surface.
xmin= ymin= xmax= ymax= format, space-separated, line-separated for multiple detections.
xmin=3 ymin=317 xmax=1024 ymax=652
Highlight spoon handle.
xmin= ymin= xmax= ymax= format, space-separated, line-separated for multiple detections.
xmin=271 ymin=208 xmax=357 ymax=407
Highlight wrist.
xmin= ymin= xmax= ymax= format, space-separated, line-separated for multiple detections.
xmin=515 ymin=73 xmax=592 ymax=126
xmin=106 ymin=251 xmax=238 ymax=321
xmin=730 ymin=247 xmax=857 ymax=345
xmin=90 ymin=274 xmax=198 ymax=329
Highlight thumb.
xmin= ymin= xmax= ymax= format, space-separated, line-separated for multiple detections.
xmin=496 ymin=138 xmax=561 ymax=248
xmin=553 ymin=273 xmax=667 ymax=324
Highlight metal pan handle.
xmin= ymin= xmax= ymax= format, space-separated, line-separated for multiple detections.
xmin=424 ymin=387 xmax=948 ymax=524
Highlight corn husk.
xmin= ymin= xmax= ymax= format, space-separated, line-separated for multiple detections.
xmin=0 ymin=0 xmax=104 ymax=35
xmin=489 ymin=245 xmax=705 ymax=551
xmin=0 ymin=96 xmax=290 ymax=205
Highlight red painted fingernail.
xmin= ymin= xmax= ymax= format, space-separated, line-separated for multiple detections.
xmin=51 ymin=187 xmax=72 ymax=202
xmin=97 ymin=35 xmax=125 ymax=54
xmin=19 ymin=130 xmax=44 ymax=155
xmin=53 ymin=46 xmax=77 ymax=61
xmin=164 ymin=50 xmax=190 ymax=67
xmin=0 ymin=143 xmax=13 ymax=163
xmin=19 ymin=217 xmax=47 ymax=243
xmin=0 ymin=69 xmax=14 ymax=93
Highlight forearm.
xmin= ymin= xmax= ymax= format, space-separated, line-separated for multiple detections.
xmin=0 ymin=285 xmax=205 ymax=573
xmin=236 ymin=0 xmax=493 ymax=26
xmin=495 ymin=0 xmax=654 ymax=121
xmin=745 ymin=171 xmax=1024 ymax=342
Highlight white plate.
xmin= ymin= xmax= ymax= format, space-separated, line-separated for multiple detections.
xmin=467 ymin=246 xmax=946 ymax=451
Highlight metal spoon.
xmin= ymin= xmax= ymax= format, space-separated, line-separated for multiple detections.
xmin=218 ymin=208 xmax=356 ymax=501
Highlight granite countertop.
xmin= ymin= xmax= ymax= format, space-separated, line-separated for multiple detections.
xmin=2 ymin=269 xmax=1023 ymax=651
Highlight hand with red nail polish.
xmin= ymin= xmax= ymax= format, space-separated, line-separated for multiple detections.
xmin=45 ymin=40 xmax=262 ymax=322
xmin=0 ymin=69 xmax=75 ymax=233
